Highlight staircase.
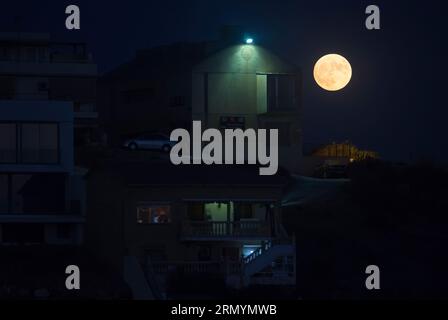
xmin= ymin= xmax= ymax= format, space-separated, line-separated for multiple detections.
xmin=241 ymin=238 xmax=296 ymax=287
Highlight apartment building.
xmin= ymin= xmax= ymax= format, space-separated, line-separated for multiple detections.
xmin=0 ymin=32 xmax=92 ymax=245
xmin=86 ymin=162 xmax=296 ymax=298
xmin=99 ymin=34 xmax=302 ymax=173
xmin=0 ymin=32 xmax=98 ymax=146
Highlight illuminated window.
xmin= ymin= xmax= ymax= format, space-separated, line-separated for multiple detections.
xmin=137 ymin=204 xmax=171 ymax=224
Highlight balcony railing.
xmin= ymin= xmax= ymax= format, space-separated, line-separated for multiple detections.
xmin=181 ymin=220 xmax=271 ymax=239
xmin=151 ymin=261 xmax=241 ymax=275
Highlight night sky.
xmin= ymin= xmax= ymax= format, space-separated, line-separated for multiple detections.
xmin=1 ymin=0 xmax=446 ymax=164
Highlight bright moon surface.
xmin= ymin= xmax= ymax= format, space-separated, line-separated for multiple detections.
xmin=313 ymin=54 xmax=352 ymax=91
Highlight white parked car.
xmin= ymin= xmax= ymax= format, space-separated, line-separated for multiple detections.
xmin=123 ymin=133 xmax=175 ymax=152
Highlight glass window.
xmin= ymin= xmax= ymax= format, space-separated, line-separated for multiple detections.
xmin=137 ymin=205 xmax=171 ymax=224
xmin=39 ymin=124 xmax=58 ymax=163
xmin=0 ymin=123 xmax=16 ymax=163
xmin=204 ymin=202 xmax=234 ymax=221
xmin=11 ymin=174 xmax=66 ymax=214
xmin=57 ymin=224 xmax=72 ymax=240
xmin=38 ymin=47 xmax=48 ymax=62
xmin=267 ymin=75 xmax=296 ymax=111
xmin=21 ymin=124 xmax=39 ymax=163
xmin=187 ymin=203 xmax=205 ymax=221
xmin=21 ymin=123 xmax=58 ymax=163
xmin=24 ymin=47 xmax=37 ymax=61
xmin=0 ymin=175 xmax=8 ymax=213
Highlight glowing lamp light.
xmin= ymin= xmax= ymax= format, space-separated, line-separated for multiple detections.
xmin=245 ymin=38 xmax=254 ymax=44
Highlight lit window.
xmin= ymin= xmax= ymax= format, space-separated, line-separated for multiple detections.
xmin=137 ymin=205 xmax=171 ymax=224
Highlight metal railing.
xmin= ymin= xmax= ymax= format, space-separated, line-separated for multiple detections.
xmin=151 ymin=261 xmax=241 ymax=275
xmin=181 ymin=220 xmax=271 ymax=239
xmin=242 ymin=241 xmax=272 ymax=264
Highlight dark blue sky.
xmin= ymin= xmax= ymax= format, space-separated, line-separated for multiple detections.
xmin=1 ymin=0 xmax=446 ymax=164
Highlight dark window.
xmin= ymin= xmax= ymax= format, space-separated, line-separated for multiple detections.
xmin=267 ymin=75 xmax=297 ymax=111
xmin=38 ymin=82 xmax=48 ymax=92
xmin=57 ymin=224 xmax=72 ymax=240
xmin=0 ymin=175 xmax=8 ymax=213
xmin=11 ymin=174 xmax=66 ymax=214
xmin=170 ymin=95 xmax=186 ymax=107
xmin=235 ymin=203 xmax=253 ymax=220
xmin=37 ymin=47 xmax=48 ymax=62
xmin=0 ymin=174 xmax=67 ymax=215
xmin=21 ymin=123 xmax=58 ymax=163
xmin=0 ymin=76 xmax=14 ymax=99
xmin=187 ymin=203 xmax=205 ymax=221
xmin=24 ymin=47 xmax=37 ymax=62
xmin=0 ymin=123 xmax=17 ymax=163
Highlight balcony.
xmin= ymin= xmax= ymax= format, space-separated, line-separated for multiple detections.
xmin=181 ymin=220 xmax=271 ymax=240
xmin=151 ymin=261 xmax=241 ymax=275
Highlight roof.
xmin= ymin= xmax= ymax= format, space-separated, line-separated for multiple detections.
xmin=101 ymin=41 xmax=298 ymax=81
xmin=282 ymin=175 xmax=348 ymax=206
xmin=101 ymin=42 xmax=212 ymax=81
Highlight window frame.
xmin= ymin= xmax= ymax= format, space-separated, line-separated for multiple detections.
xmin=0 ymin=172 xmax=68 ymax=215
xmin=136 ymin=203 xmax=172 ymax=225
xmin=266 ymin=74 xmax=298 ymax=112
xmin=0 ymin=122 xmax=18 ymax=164
xmin=0 ymin=121 xmax=60 ymax=165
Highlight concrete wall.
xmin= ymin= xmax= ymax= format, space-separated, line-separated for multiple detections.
xmin=192 ymin=45 xmax=303 ymax=173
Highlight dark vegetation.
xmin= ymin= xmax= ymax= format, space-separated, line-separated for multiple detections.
xmin=284 ymin=160 xmax=448 ymax=299
xmin=0 ymin=246 xmax=130 ymax=299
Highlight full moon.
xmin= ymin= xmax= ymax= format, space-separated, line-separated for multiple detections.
xmin=313 ymin=54 xmax=352 ymax=91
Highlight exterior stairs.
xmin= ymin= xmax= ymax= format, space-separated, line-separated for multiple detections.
xmin=241 ymin=238 xmax=296 ymax=287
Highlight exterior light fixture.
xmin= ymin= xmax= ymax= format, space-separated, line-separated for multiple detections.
xmin=245 ymin=38 xmax=254 ymax=44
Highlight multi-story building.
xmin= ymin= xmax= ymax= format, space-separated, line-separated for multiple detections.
xmin=0 ymin=101 xmax=84 ymax=245
xmin=99 ymin=31 xmax=302 ymax=173
xmin=0 ymin=32 xmax=93 ymax=245
xmin=86 ymin=162 xmax=296 ymax=299
xmin=191 ymin=43 xmax=302 ymax=172
xmin=0 ymin=32 xmax=98 ymax=146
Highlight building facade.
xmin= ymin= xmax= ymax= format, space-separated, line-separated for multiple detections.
xmin=99 ymin=40 xmax=302 ymax=173
xmin=0 ymin=32 xmax=92 ymax=245
xmin=0 ymin=32 xmax=98 ymax=146
xmin=192 ymin=44 xmax=302 ymax=172
xmin=0 ymin=101 xmax=84 ymax=245
xmin=87 ymin=163 xmax=296 ymax=298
